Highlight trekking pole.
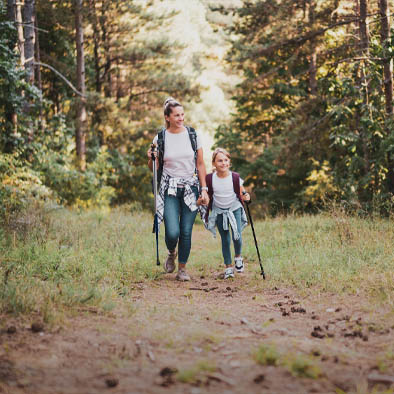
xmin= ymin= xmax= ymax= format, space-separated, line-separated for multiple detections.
xmin=242 ymin=192 xmax=266 ymax=279
xmin=151 ymin=144 xmax=160 ymax=266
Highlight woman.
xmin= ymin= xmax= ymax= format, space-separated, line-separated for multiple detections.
xmin=147 ymin=98 xmax=209 ymax=281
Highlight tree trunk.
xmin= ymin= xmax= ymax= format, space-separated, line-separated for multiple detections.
xmin=378 ymin=0 xmax=394 ymax=193
xmin=7 ymin=0 xmax=15 ymax=21
xmin=16 ymin=1 xmax=25 ymax=68
xmin=88 ymin=0 xmax=104 ymax=145
xmin=23 ymin=0 xmax=35 ymax=84
xmin=6 ymin=0 xmax=18 ymax=140
xmin=23 ymin=0 xmax=35 ymax=143
xmin=101 ymin=1 xmax=112 ymax=97
xmin=34 ymin=11 xmax=44 ymax=131
xmin=358 ymin=0 xmax=370 ymax=181
xmin=89 ymin=0 xmax=101 ymax=93
xmin=308 ymin=0 xmax=318 ymax=96
xmin=379 ymin=0 xmax=393 ymax=116
xmin=359 ymin=0 xmax=369 ymax=54
xmin=75 ymin=0 xmax=87 ymax=171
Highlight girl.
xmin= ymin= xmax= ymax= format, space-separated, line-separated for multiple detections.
xmin=147 ymin=98 xmax=209 ymax=281
xmin=201 ymin=148 xmax=250 ymax=279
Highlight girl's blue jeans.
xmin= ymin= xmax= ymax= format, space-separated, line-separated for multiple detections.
xmin=163 ymin=186 xmax=199 ymax=264
xmin=216 ymin=207 xmax=243 ymax=266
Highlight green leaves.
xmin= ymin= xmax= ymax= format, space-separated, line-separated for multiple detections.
xmin=214 ymin=0 xmax=394 ymax=214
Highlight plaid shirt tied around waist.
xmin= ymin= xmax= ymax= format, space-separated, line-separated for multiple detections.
xmin=206 ymin=202 xmax=248 ymax=240
xmin=156 ymin=172 xmax=204 ymax=229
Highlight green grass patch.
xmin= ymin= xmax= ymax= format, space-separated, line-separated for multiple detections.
xmin=176 ymin=359 xmax=217 ymax=384
xmin=253 ymin=344 xmax=280 ymax=366
xmin=252 ymin=343 xmax=322 ymax=379
xmin=1 ymin=206 xmax=393 ymax=320
xmin=284 ymin=353 xmax=322 ymax=379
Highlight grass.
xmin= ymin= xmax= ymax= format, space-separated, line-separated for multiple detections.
xmin=176 ymin=359 xmax=217 ymax=384
xmin=253 ymin=344 xmax=280 ymax=366
xmin=284 ymin=353 xmax=322 ymax=379
xmin=0 ymin=205 xmax=393 ymax=319
xmin=253 ymin=343 xmax=322 ymax=379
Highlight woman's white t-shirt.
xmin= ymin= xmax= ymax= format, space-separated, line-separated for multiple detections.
xmin=153 ymin=128 xmax=202 ymax=178
xmin=212 ymin=171 xmax=244 ymax=209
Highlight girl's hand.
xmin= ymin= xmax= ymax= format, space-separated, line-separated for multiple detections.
xmin=242 ymin=191 xmax=250 ymax=202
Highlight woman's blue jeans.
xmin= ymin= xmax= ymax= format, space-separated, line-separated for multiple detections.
xmin=163 ymin=186 xmax=199 ymax=264
xmin=216 ymin=207 xmax=243 ymax=266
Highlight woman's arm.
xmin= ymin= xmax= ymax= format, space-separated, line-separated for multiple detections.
xmin=196 ymin=148 xmax=209 ymax=205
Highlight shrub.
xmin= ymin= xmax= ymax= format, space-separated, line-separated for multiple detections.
xmin=0 ymin=153 xmax=53 ymax=223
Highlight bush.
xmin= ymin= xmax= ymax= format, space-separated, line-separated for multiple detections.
xmin=40 ymin=150 xmax=115 ymax=208
xmin=0 ymin=153 xmax=53 ymax=223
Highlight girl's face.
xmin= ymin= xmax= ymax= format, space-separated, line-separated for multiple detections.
xmin=213 ymin=152 xmax=231 ymax=173
xmin=165 ymin=106 xmax=184 ymax=128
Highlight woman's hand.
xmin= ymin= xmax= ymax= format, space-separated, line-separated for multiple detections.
xmin=199 ymin=189 xmax=209 ymax=205
xmin=147 ymin=145 xmax=158 ymax=171
xmin=147 ymin=145 xmax=157 ymax=160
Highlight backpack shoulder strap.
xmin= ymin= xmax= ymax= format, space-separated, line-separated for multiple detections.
xmin=205 ymin=173 xmax=214 ymax=223
xmin=232 ymin=172 xmax=240 ymax=193
xmin=206 ymin=173 xmax=213 ymax=196
xmin=157 ymin=128 xmax=165 ymax=151
xmin=232 ymin=172 xmax=243 ymax=204
xmin=186 ymin=126 xmax=197 ymax=153
xmin=186 ymin=126 xmax=198 ymax=176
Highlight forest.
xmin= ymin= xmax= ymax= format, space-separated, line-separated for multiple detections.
xmin=1 ymin=0 xmax=394 ymax=219
xmin=1 ymin=2 xmax=394 ymax=393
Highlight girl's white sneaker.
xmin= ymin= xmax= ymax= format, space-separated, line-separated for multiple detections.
xmin=224 ymin=267 xmax=235 ymax=279
xmin=234 ymin=257 xmax=244 ymax=273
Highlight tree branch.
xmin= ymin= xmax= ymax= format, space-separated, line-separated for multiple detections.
xmin=252 ymin=18 xmax=359 ymax=58
xmin=14 ymin=22 xmax=49 ymax=33
xmin=127 ymin=89 xmax=173 ymax=104
xmin=33 ymin=62 xmax=86 ymax=97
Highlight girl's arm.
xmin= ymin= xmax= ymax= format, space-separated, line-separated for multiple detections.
xmin=196 ymin=148 xmax=209 ymax=205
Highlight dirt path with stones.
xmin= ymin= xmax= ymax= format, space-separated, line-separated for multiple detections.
xmin=1 ymin=229 xmax=394 ymax=394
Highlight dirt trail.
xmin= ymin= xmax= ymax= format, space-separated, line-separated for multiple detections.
xmin=1 ymin=230 xmax=394 ymax=394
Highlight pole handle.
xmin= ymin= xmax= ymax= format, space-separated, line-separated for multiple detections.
xmin=151 ymin=143 xmax=156 ymax=161
xmin=242 ymin=191 xmax=252 ymax=204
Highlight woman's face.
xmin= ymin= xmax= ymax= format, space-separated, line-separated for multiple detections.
xmin=165 ymin=106 xmax=184 ymax=128
xmin=213 ymin=152 xmax=231 ymax=172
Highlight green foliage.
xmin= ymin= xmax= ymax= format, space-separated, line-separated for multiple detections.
xmin=0 ymin=0 xmax=208 ymax=218
xmin=214 ymin=0 xmax=394 ymax=214
xmin=40 ymin=151 xmax=115 ymax=208
xmin=0 ymin=18 xmax=25 ymax=152
xmin=0 ymin=153 xmax=53 ymax=222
